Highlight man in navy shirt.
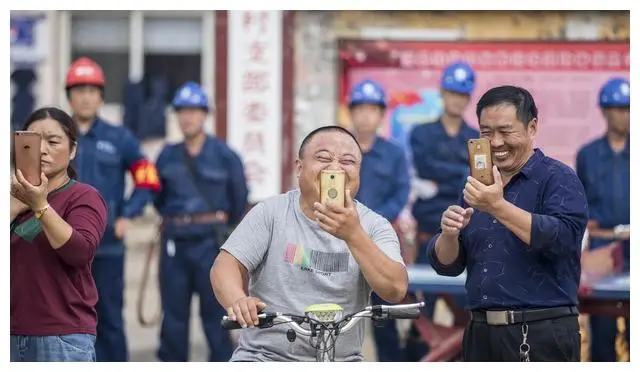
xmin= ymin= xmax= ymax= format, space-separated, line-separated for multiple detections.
xmin=427 ymin=85 xmax=588 ymax=362
xmin=349 ymin=78 xmax=411 ymax=362
xmin=576 ymin=77 xmax=630 ymax=362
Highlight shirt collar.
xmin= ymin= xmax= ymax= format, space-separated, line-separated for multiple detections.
xmin=597 ymin=134 xmax=630 ymax=158
xmin=78 ymin=117 xmax=102 ymax=138
xmin=367 ymin=136 xmax=383 ymax=154
xmin=517 ymin=148 xmax=544 ymax=179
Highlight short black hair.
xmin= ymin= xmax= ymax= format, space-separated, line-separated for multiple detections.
xmin=298 ymin=125 xmax=362 ymax=159
xmin=476 ymin=85 xmax=538 ymax=127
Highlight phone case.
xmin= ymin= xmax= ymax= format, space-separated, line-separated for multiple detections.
xmin=467 ymin=138 xmax=494 ymax=185
xmin=14 ymin=131 xmax=42 ymax=186
xmin=319 ymin=170 xmax=346 ymax=207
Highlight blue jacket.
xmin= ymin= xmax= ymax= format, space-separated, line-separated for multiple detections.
xmin=355 ymin=137 xmax=410 ymax=222
xmin=409 ymin=120 xmax=479 ymax=234
xmin=576 ymin=135 xmax=630 ymax=269
xmin=154 ymin=136 xmax=249 ymax=240
xmin=74 ymin=118 xmax=160 ymax=256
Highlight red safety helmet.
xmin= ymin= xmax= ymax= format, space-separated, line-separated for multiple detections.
xmin=65 ymin=57 xmax=105 ymax=88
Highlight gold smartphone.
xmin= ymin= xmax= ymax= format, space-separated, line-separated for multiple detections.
xmin=467 ymin=138 xmax=494 ymax=186
xmin=319 ymin=170 xmax=346 ymax=207
xmin=14 ymin=131 xmax=42 ymax=186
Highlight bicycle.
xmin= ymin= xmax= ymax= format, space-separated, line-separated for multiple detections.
xmin=221 ymin=301 xmax=425 ymax=362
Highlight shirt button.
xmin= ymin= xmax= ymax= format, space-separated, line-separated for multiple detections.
xmin=483 ymin=268 xmax=487 ymax=273
xmin=482 ymin=295 xmax=488 ymax=300
xmin=488 ymin=244 xmax=493 ymax=248
xmin=493 ymin=219 xmax=497 ymax=223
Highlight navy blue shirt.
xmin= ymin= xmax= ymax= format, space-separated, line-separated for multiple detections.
xmin=154 ymin=135 xmax=248 ymax=239
xmin=427 ymin=149 xmax=589 ymax=310
xmin=409 ymin=120 xmax=479 ymax=234
xmin=576 ymin=135 xmax=630 ymax=268
xmin=355 ymin=137 xmax=410 ymax=222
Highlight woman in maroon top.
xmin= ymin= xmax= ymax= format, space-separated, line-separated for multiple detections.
xmin=10 ymin=107 xmax=108 ymax=362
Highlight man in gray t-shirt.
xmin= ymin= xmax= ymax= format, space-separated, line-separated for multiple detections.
xmin=210 ymin=126 xmax=408 ymax=362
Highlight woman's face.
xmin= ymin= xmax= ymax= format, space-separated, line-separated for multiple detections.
xmin=26 ymin=118 xmax=76 ymax=179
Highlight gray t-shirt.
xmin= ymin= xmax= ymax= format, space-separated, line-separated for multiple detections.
xmin=221 ymin=189 xmax=404 ymax=362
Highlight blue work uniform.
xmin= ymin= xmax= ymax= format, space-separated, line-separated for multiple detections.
xmin=356 ymin=137 xmax=410 ymax=221
xmin=410 ymin=119 xmax=479 ymax=250
xmin=154 ymin=135 xmax=248 ymax=362
xmin=75 ymin=117 xmax=160 ymax=362
xmin=576 ymin=135 xmax=630 ymax=362
xmin=355 ymin=136 xmax=410 ymax=362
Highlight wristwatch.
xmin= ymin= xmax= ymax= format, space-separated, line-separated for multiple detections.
xmin=35 ymin=204 xmax=50 ymax=220
xmin=613 ymin=224 xmax=630 ymax=239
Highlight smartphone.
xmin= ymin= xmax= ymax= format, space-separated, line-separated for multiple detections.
xmin=467 ymin=138 xmax=494 ymax=186
xmin=319 ymin=170 xmax=346 ymax=207
xmin=14 ymin=131 xmax=42 ymax=186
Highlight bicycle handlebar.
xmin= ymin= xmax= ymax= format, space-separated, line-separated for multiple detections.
xmin=221 ymin=302 xmax=425 ymax=336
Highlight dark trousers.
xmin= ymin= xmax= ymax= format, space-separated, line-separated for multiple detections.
xmin=92 ymin=254 xmax=128 ymax=362
xmin=371 ymin=292 xmax=405 ymax=362
xmin=157 ymin=235 xmax=232 ymax=362
xmin=589 ymin=315 xmax=630 ymax=362
xmin=463 ymin=315 xmax=581 ymax=362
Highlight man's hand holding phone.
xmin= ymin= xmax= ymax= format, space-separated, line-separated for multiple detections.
xmin=314 ymin=189 xmax=361 ymax=242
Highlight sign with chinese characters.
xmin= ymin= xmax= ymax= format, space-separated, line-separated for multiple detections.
xmin=228 ymin=11 xmax=283 ymax=202
xmin=339 ymin=41 xmax=629 ymax=168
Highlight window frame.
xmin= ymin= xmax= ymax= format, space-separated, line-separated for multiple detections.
xmin=58 ymin=10 xmax=215 ymax=121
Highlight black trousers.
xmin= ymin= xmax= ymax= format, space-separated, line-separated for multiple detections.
xmin=462 ymin=315 xmax=581 ymax=362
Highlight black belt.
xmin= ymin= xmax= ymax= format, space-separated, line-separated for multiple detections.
xmin=470 ymin=306 xmax=578 ymax=325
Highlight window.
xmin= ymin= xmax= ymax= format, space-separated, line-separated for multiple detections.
xmin=143 ymin=17 xmax=202 ymax=104
xmin=64 ymin=12 xmax=211 ymax=108
xmin=70 ymin=13 xmax=130 ymax=104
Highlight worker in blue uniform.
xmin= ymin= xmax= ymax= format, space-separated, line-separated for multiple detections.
xmin=576 ymin=77 xmax=630 ymax=362
xmin=66 ymin=57 xmax=161 ymax=362
xmin=349 ymin=79 xmax=411 ymax=362
xmin=153 ymin=82 xmax=249 ymax=362
xmin=406 ymin=62 xmax=478 ymax=360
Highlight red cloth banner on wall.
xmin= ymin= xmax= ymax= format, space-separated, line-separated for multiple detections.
xmin=338 ymin=40 xmax=629 ymax=168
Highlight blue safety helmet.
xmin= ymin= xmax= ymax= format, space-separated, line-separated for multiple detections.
xmin=440 ymin=62 xmax=475 ymax=95
xmin=172 ymin=81 xmax=210 ymax=111
xmin=348 ymin=79 xmax=386 ymax=108
xmin=599 ymin=77 xmax=630 ymax=108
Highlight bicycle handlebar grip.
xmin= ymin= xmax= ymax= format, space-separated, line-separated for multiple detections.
xmin=221 ymin=317 xmax=243 ymax=330
xmin=387 ymin=307 xmax=422 ymax=319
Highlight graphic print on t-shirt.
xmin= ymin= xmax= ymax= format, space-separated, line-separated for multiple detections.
xmin=283 ymin=243 xmax=349 ymax=275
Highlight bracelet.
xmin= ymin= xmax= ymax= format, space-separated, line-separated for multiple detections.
xmin=35 ymin=204 xmax=50 ymax=220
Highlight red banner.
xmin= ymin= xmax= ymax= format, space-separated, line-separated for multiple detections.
xmin=338 ymin=40 xmax=629 ymax=168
